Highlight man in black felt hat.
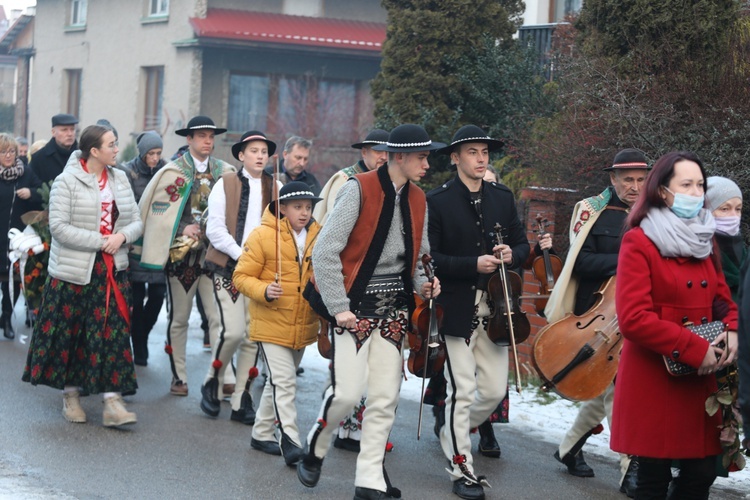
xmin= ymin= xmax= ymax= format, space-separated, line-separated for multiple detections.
xmin=199 ymin=131 xmax=279 ymax=424
xmin=28 ymin=113 xmax=79 ymax=184
xmin=314 ymin=128 xmax=389 ymax=225
xmin=426 ymin=124 xmax=529 ymax=499
xmin=544 ymin=148 xmax=650 ymax=497
xmin=136 ymin=115 xmax=234 ymax=396
xmin=297 ymin=124 xmax=442 ymax=499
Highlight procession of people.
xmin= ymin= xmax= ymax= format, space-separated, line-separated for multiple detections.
xmin=1 ymin=112 xmax=748 ymax=500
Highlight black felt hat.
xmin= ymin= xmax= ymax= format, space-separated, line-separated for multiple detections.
xmin=51 ymin=113 xmax=78 ymax=127
xmin=372 ymin=124 xmax=446 ymax=153
xmin=175 ymin=115 xmax=227 ymax=137
xmin=436 ymin=125 xmax=503 ymax=156
xmin=278 ymin=181 xmax=323 ymax=204
xmin=603 ymin=148 xmax=650 ymax=171
xmin=231 ymin=131 xmax=277 ymax=160
xmin=351 ymin=129 xmax=390 ymax=149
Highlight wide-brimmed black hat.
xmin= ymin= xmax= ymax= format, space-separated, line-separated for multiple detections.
xmin=436 ymin=125 xmax=503 ymax=156
xmin=277 ymin=181 xmax=323 ymax=204
xmin=372 ymin=124 xmax=446 ymax=153
xmin=351 ymin=129 xmax=389 ymax=149
xmin=231 ymin=131 xmax=277 ymax=160
xmin=175 ymin=115 xmax=227 ymax=137
xmin=603 ymin=148 xmax=650 ymax=171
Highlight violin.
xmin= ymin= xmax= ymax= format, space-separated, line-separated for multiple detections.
xmin=406 ymin=254 xmax=444 ymax=439
xmin=531 ymin=276 xmax=622 ymax=401
xmin=317 ymin=318 xmax=332 ymax=360
xmin=530 ymin=214 xmax=563 ymax=316
xmin=486 ymin=223 xmax=530 ymax=393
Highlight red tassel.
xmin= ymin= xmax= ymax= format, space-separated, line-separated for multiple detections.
xmin=591 ymin=424 xmax=604 ymax=435
xmin=164 ymin=344 xmax=173 ymax=355
xmin=212 ymin=359 xmax=223 ymax=370
xmin=385 ymin=442 xmax=394 ymax=453
xmin=317 ymin=418 xmax=327 ymax=429
xmin=248 ymin=366 xmax=259 ymax=379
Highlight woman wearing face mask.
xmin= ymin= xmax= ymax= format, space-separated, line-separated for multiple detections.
xmin=610 ymin=151 xmax=739 ymax=499
xmin=705 ymin=177 xmax=746 ymax=303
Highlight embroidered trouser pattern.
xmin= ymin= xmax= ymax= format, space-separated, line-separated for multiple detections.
xmin=306 ymin=311 xmax=406 ymax=492
xmin=252 ymin=343 xmax=305 ymax=445
xmin=441 ymin=290 xmax=508 ymax=482
xmin=204 ymin=275 xmax=260 ymax=408
xmin=558 ymin=383 xmax=631 ymax=482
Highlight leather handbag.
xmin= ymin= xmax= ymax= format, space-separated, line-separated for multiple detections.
xmin=664 ymin=321 xmax=726 ymax=376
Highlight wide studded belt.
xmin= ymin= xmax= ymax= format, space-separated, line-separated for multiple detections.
xmin=355 ymin=274 xmax=408 ymax=319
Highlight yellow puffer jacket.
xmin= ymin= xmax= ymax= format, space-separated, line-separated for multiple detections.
xmin=233 ymin=206 xmax=321 ymax=349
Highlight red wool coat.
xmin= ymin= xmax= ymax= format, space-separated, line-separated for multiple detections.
xmin=611 ymin=227 xmax=738 ymax=459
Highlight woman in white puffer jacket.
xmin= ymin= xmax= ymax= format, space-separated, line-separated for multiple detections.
xmin=22 ymin=124 xmax=143 ymax=428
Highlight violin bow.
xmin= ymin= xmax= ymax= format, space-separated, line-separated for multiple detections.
xmin=416 ymin=254 xmax=437 ymax=440
xmin=274 ymin=154 xmax=281 ymax=283
xmin=494 ymin=223 xmax=523 ymax=394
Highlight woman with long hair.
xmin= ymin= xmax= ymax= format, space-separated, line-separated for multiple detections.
xmin=611 ymin=151 xmax=739 ymax=498
xmin=22 ymin=125 xmax=143 ymax=427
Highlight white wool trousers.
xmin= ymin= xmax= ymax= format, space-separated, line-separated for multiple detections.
xmin=306 ymin=316 xmax=404 ymax=492
xmin=203 ymin=275 xmax=260 ymax=409
xmin=165 ymin=272 xmax=217 ymax=384
xmin=252 ymin=342 xmax=305 ymax=445
xmin=440 ymin=291 xmax=509 ymax=482
xmin=558 ymin=383 xmax=631 ymax=481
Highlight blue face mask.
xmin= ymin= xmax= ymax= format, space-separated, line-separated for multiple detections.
xmin=665 ymin=187 xmax=704 ymax=219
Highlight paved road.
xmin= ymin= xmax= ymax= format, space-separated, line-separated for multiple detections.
xmin=0 ymin=306 xmax=745 ymax=499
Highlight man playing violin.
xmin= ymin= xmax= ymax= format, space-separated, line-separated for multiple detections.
xmin=427 ymin=125 xmax=529 ymax=500
xmin=544 ymin=148 xmax=650 ymax=497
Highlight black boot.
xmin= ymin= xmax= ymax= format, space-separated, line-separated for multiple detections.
xmin=477 ymin=420 xmax=501 ymax=458
xmin=2 ymin=315 xmax=14 ymax=340
xmin=199 ymin=378 xmax=221 ymax=417
xmin=230 ymin=388 xmax=256 ymax=425
xmin=619 ymin=457 xmax=639 ymax=498
xmin=280 ymin=433 xmax=304 ymax=467
xmin=297 ymin=450 xmax=324 ymax=487
xmin=452 ymin=478 xmax=485 ymax=500
xmin=554 ymin=450 xmax=595 ymax=477
xmin=433 ymin=404 xmax=445 ymax=438
xmin=353 ymin=487 xmax=388 ymax=499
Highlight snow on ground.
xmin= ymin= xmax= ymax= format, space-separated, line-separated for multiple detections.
xmin=301 ymin=347 xmax=750 ymax=497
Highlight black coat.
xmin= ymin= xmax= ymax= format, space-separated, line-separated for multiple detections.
xmin=572 ymin=187 xmax=628 ymax=315
xmin=28 ymin=138 xmax=78 ymax=185
xmin=0 ymin=160 xmax=43 ymax=274
xmin=427 ymin=176 xmax=530 ymax=339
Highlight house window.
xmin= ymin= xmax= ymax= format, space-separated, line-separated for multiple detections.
xmin=65 ymin=69 xmax=82 ymax=117
xmin=553 ymin=0 xmax=582 ymax=21
xmin=228 ymin=74 xmax=270 ymax=132
xmin=70 ymin=0 xmax=87 ymax=26
xmin=316 ymin=80 xmax=356 ymax=141
xmin=143 ymin=66 xmax=164 ymax=130
xmin=277 ymin=76 xmax=310 ymax=134
xmin=149 ymin=0 xmax=169 ymax=16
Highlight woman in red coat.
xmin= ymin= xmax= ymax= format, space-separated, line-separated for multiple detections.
xmin=612 ymin=151 xmax=739 ymax=499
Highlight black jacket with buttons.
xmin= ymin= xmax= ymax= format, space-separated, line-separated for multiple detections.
xmin=572 ymin=187 xmax=628 ymax=315
xmin=427 ymin=175 xmax=529 ymax=339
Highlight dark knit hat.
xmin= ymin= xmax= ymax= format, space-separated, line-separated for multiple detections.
xmin=175 ymin=115 xmax=227 ymax=137
xmin=96 ymin=119 xmax=118 ymax=140
xmin=137 ymin=131 xmax=164 ymax=159
xmin=351 ymin=129 xmax=389 ymax=149
xmin=372 ymin=124 xmax=446 ymax=153
xmin=51 ymin=113 xmax=78 ymax=127
xmin=436 ymin=124 xmax=503 ymax=156
xmin=603 ymin=148 xmax=650 ymax=171
xmin=231 ymin=130 xmax=276 ymax=160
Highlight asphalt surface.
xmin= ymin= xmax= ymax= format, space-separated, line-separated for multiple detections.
xmin=0 ymin=305 xmax=745 ymax=500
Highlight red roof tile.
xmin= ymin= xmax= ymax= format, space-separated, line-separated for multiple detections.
xmin=190 ymin=9 xmax=385 ymax=53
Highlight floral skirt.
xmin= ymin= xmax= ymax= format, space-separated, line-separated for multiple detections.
xmin=22 ymin=253 xmax=137 ymax=394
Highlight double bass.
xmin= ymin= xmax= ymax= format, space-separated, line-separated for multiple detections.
xmin=530 ymin=214 xmax=563 ymax=316
xmin=486 ymin=223 xmax=530 ymax=393
xmin=531 ymin=276 xmax=622 ymax=401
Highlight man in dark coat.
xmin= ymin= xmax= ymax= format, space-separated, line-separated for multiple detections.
xmin=738 ymin=259 xmax=750 ymax=454
xmin=427 ymin=125 xmax=529 ymax=500
xmin=28 ymin=114 xmax=79 ymax=185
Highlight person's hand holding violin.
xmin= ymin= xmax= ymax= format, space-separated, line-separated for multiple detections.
xmin=538 ymin=232 xmax=553 ymax=251
xmin=421 ymin=277 xmax=440 ymax=299
xmin=492 ymin=243 xmax=513 ymax=265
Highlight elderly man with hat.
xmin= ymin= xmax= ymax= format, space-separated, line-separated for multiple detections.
xmin=297 ymin=124 xmax=441 ymax=499
xmin=198 ymin=131 xmax=280 ymax=424
xmin=29 ymin=113 xmax=79 ymax=184
xmin=135 ymin=116 xmax=234 ymax=396
xmin=426 ymin=124 xmax=529 ymax=500
xmin=544 ymin=148 xmax=650 ymax=498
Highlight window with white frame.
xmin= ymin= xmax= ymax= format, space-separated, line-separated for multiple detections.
xmin=149 ymin=0 xmax=169 ymax=16
xmin=71 ymin=0 xmax=87 ymax=26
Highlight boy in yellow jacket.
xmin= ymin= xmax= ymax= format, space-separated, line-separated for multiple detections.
xmin=233 ymin=181 xmax=322 ymax=466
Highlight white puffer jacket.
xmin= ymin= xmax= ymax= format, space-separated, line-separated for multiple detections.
xmin=48 ymin=151 xmax=143 ymax=285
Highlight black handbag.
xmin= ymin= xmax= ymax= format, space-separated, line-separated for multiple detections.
xmin=663 ymin=321 xmax=726 ymax=376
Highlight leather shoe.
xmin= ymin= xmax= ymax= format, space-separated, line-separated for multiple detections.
xmin=554 ymin=450 xmax=595 ymax=477
xmin=297 ymin=451 xmax=324 ymax=488
xmin=452 ymin=479 xmax=485 ymax=500
xmin=281 ymin=433 xmax=304 ymax=466
xmin=334 ymin=436 xmax=361 ymax=453
xmin=353 ymin=486 xmax=387 ymax=499
xmin=200 ymin=379 xmax=220 ymax=417
xmin=477 ymin=421 xmax=500 ymax=458
xmin=170 ymin=380 xmax=188 ymax=396
xmin=433 ymin=405 xmax=445 ymax=438
xmin=2 ymin=316 xmax=14 ymax=340
xmin=619 ymin=458 xmax=639 ymax=498
xmin=222 ymin=384 xmax=235 ymax=400
xmin=250 ymin=438 xmax=281 ymax=456
xmin=230 ymin=390 xmax=256 ymax=425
